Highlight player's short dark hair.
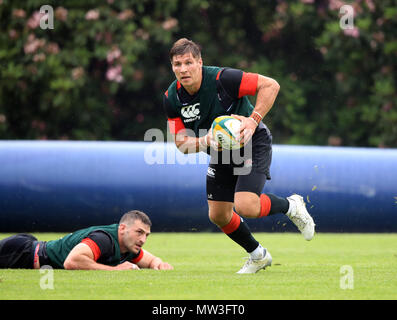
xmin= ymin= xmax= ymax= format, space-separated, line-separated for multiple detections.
xmin=120 ymin=210 xmax=152 ymax=227
xmin=169 ymin=38 xmax=201 ymax=62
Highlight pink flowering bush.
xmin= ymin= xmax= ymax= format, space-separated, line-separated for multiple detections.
xmin=0 ymin=0 xmax=396 ymax=146
xmin=0 ymin=0 xmax=178 ymax=140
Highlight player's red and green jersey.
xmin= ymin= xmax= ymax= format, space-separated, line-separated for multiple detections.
xmin=163 ymin=66 xmax=259 ymax=137
xmin=43 ymin=224 xmax=143 ymax=268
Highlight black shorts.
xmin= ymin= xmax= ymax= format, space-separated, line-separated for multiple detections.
xmin=0 ymin=234 xmax=37 ymax=269
xmin=206 ymin=123 xmax=272 ymax=202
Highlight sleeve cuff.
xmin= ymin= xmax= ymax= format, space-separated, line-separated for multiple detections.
xmin=168 ymin=117 xmax=185 ymax=135
xmin=131 ymin=250 xmax=144 ymax=264
xmin=81 ymin=238 xmax=101 ymax=261
xmin=238 ymin=72 xmax=258 ymax=98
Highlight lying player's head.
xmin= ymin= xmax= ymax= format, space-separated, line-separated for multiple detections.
xmin=118 ymin=210 xmax=152 ymax=253
xmin=170 ymin=38 xmax=203 ymax=88
xmin=119 ymin=210 xmax=152 ymax=227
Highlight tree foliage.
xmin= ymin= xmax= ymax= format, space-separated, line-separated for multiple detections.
xmin=0 ymin=0 xmax=396 ymax=147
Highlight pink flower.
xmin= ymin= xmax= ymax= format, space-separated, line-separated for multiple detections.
xmin=117 ymin=9 xmax=134 ymax=21
xmin=55 ymin=7 xmax=68 ymax=22
xmin=8 ymin=29 xmax=18 ymax=40
xmin=106 ymin=65 xmax=123 ymax=83
xmin=343 ymin=27 xmax=360 ymax=38
xmin=329 ymin=0 xmax=345 ymax=11
xmin=27 ymin=11 xmax=45 ymax=29
xmin=365 ymin=0 xmax=375 ymax=12
xmin=107 ymin=47 xmax=122 ymax=64
xmin=33 ymin=53 xmax=46 ymax=62
xmin=135 ymin=29 xmax=149 ymax=40
xmin=24 ymin=34 xmax=46 ymax=54
xmin=162 ymin=18 xmax=178 ymax=31
xmin=46 ymin=42 xmax=60 ymax=54
xmin=72 ymin=67 xmax=84 ymax=80
xmin=376 ymin=18 xmax=384 ymax=26
xmin=85 ymin=9 xmax=99 ymax=20
xmin=12 ymin=9 xmax=26 ymax=19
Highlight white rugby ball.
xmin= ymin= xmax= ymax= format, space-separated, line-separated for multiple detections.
xmin=211 ymin=115 xmax=243 ymax=150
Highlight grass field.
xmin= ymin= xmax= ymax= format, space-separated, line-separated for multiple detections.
xmin=0 ymin=232 xmax=396 ymax=300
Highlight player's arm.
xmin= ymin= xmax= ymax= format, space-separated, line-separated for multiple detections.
xmin=250 ymin=74 xmax=280 ymax=122
xmin=251 ymin=74 xmax=280 ymax=119
xmin=173 ymin=128 xmax=203 ymax=154
xmin=63 ymin=242 xmax=139 ymax=270
xmin=164 ymin=93 xmax=219 ymax=154
xmin=134 ymin=249 xmax=174 ymax=270
xmin=64 ymin=232 xmax=139 ymax=270
xmin=235 ymin=74 xmax=280 ymax=143
xmin=220 ymin=69 xmax=280 ymax=143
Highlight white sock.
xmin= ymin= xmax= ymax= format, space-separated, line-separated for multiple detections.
xmin=250 ymin=244 xmax=265 ymax=260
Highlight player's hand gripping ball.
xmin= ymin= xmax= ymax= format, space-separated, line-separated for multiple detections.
xmin=211 ymin=115 xmax=244 ymax=150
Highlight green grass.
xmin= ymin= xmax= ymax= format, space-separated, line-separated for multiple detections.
xmin=0 ymin=232 xmax=396 ymax=300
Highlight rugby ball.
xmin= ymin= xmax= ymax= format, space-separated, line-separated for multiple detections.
xmin=211 ymin=116 xmax=243 ymax=150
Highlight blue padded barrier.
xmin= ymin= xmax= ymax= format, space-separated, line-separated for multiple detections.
xmin=0 ymin=141 xmax=396 ymax=232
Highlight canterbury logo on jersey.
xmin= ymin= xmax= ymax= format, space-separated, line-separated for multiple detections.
xmin=181 ymin=103 xmax=200 ymax=123
xmin=207 ymin=167 xmax=216 ymax=178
